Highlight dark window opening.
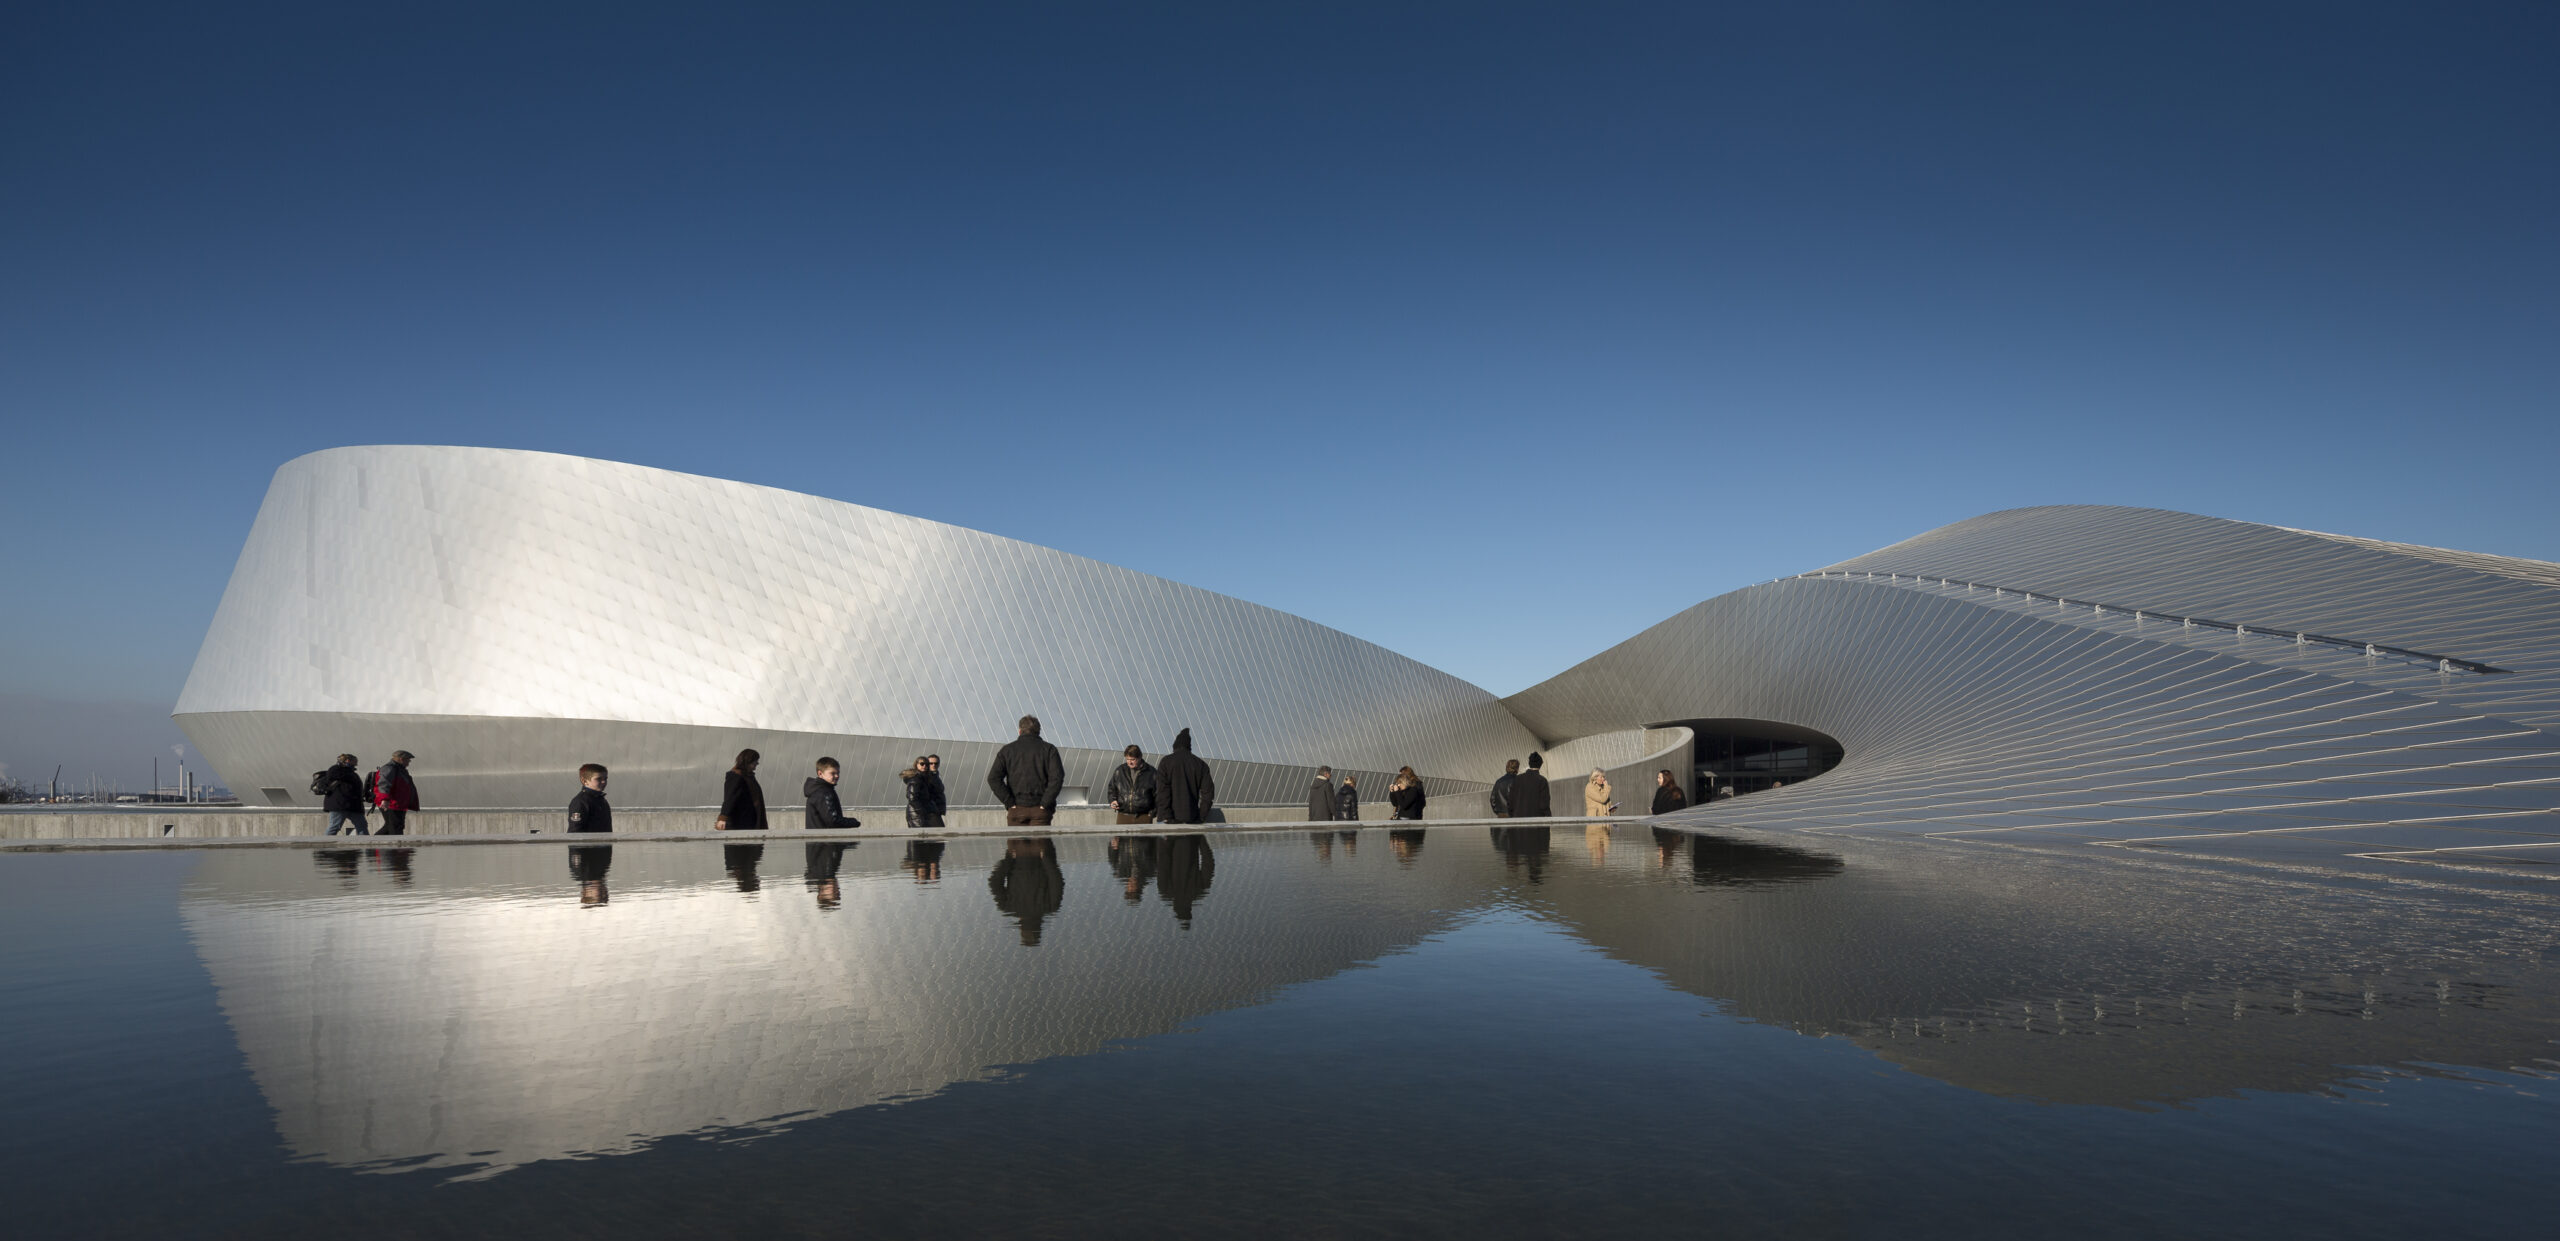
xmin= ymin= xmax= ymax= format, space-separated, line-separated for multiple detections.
xmin=1653 ymin=718 xmax=1844 ymax=804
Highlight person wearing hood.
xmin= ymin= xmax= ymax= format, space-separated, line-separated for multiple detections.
xmin=987 ymin=716 xmax=1066 ymax=827
xmin=1490 ymin=758 xmax=1520 ymax=818
xmin=1509 ymin=752 xmax=1552 ymax=818
xmin=1155 ymin=728 xmax=1216 ymax=825
xmin=1333 ymin=774 xmax=1359 ymax=822
xmin=1106 ymin=745 xmax=1159 ymax=825
xmin=1306 ymin=766 xmax=1336 ymax=821
xmin=804 ymin=757 xmax=861 ymax=830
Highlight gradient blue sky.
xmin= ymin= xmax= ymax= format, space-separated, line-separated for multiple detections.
xmin=4 ymin=1 xmax=2555 ymax=786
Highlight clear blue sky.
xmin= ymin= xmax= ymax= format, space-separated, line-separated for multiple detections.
xmin=4 ymin=2 xmax=2555 ymax=785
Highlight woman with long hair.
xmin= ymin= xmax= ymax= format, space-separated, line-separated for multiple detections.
xmin=1651 ymin=768 xmax=1687 ymax=816
xmin=1583 ymin=769 xmax=1617 ymax=818
xmin=716 ymin=748 xmax=767 ymax=831
xmin=1388 ymin=766 xmax=1427 ymax=820
xmin=901 ymin=755 xmax=932 ymax=830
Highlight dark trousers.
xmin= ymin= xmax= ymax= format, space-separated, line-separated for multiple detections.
xmin=376 ymin=809 xmax=408 ymax=836
xmin=1008 ymin=805 xmax=1053 ymax=827
xmin=1115 ymin=812 xmax=1152 ymax=825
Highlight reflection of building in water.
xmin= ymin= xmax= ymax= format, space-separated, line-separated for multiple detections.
xmin=1541 ymin=829 xmax=2560 ymax=1106
xmin=181 ymin=836 xmax=1475 ymax=1176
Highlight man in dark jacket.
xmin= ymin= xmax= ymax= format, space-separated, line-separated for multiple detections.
xmin=1306 ymin=767 xmax=1335 ymax=821
xmin=1155 ymin=728 xmax=1215 ymax=825
xmin=567 ymin=763 xmax=613 ymax=833
xmin=1334 ymin=774 xmax=1359 ymax=822
xmin=805 ymin=757 xmax=861 ymax=830
xmin=1508 ymin=752 xmax=1552 ymax=818
xmin=1106 ymin=745 xmax=1158 ymax=826
xmin=988 ymin=716 xmax=1066 ymax=827
xmin=1490 ymin=758 xmax=1520 ymax=818
xmin=371 ymin=751 xmax=421 ymax=836
xmin=321 ymin=754 xmax=367 ymax=836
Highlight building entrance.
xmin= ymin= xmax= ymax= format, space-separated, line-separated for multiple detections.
xmin=1657 ymin=718 xmax=1843 ymax=804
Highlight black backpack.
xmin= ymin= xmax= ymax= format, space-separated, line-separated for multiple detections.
xmin=308 ymin=770 xmax=332 ymax=797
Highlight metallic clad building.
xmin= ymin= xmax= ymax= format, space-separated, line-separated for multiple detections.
xmin=179 ymin=449 xmax=2560 ymax=858
xmin=175 ymin=446 xmax=1538 ymax=809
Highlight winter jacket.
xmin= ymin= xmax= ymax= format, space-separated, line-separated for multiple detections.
xmin=320 ymin=763 xmax=365 ymax=815
xmin=1651 ymin=784 xmax=1686 ymax=816
xmin=1334 ymin=783 xmax=1359 ymax=821
xmin=987 ymin=734 xmax=1066 ymax=811
xmin=719 ymin=769 xmax=768 ymax=830
xmin=567 ymin=786 xmax=613 ymax=833
xmin=1509 ymin=770 xmax=1551 ymax=817
xmin=1489 ymin=772 xmax=1517 ymax=818
xmin=1388 ymin=783 xmax=1426 ymax=820
xmin=1584 ymin=776 xmax=1615 ymax=817
xmin=903 ymin=768 xmax=948 ymax=828
xmin=804 ymin=776 xmax=859 ymax=830
xmin=1106 ymin=761 xmax=1160 ymax=817
xmin=1155 ymin=731 xmax=1215 ymax=825
xmin=1306 ymin=778 xmax=1335 ymax=822
xmin=371 ymin=761 xmax=420 ymax=811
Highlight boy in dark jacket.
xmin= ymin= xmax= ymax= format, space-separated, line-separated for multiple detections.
xmin=567 ymin=763 xmax=613 ymax=833
xmin=805 ymin=757 xmax=862 ymax=830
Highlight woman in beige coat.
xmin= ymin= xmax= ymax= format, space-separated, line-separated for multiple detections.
xmin=1584 ymin=770 xmax=1617 ymax=817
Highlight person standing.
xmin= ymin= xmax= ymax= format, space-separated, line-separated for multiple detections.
xmin=568 ymin=764 xmax=613 ymax=833
xmin=321 ymin=754 xmax=367 ymax=836
xmin=804 ymin=757 xmax=861 ymax=830
xmin=901 ymin=757 xmax=933 ymax=829
xmin=1306 ymin=767 xmax=1336 ymax=821
xmin=1334 ymin=774 xmax=1360 ymax=822
xmin=1509 ymin=752 xmax=1551 ymax=819
xmin=1106 ymin=745 xmax=1159 ymax=825
xmin=370 ymin=751 xmax=420 ymax=836
xmin=915 ymin=755 xmax=948 ymax=828
xmin=1388 ymin=768 xmax=1427 ymax=821
xmin=1155 ymin=728 xmax=1215 ymax=825
xmin=716 ymin=749 xmax=767 ymax=831
xmin=1651 ymin=769 xmax=1687 ymax=816
xmin=1490 ymin=759 xmax=1520 ymax=819
xmin=987 ymin=716 xmax=1065 ymax=827
xmin=1584 ymin=769 xmax=1617 ymax=818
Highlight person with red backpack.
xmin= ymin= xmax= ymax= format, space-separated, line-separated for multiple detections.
xmin=370 ymin=750 xmax=421 ymax=836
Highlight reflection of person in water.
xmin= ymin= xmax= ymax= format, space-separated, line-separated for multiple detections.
xmin=373 ymin=847 xmax=416 ymax=885
xmin=1309 ymin=831 xmax=1335 ymax=862
xmin=901 ymin=839 xmax=945 ymax=884
xmin=804 ymin=841 xmax=854 ymax=909
xmin=1109 ymin=835 xmax=1159 ymax=902
xmin=568 ymin=844 xmax=613 ymax=906
xmin=1154 ymin=835 xmax=1214 ymax=928
xmin=1388 ymin=828 xmax=1425 ymax=864
xmin=1584 ymin=823 xmax=1612 ymax=864
xmin=314 ymin=849 xmax=361 ymax=880
xmin=724 ymin=843 xmax=765 ymax=893
xmin=1651 ymin=827 xmax=1686 ymax=869
xmin=1489 ymin=826 xmax=1551 ymax=883
xmin=988 ymin=837 xmax=1064 ymax=946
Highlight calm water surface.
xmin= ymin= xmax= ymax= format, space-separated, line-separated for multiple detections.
xmin=4 ymin=827 xmax=2557 ymax=1238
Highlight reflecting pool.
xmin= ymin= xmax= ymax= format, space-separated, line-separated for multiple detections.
xmin=4 ymin=827 xmax=2557 ymax=1238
